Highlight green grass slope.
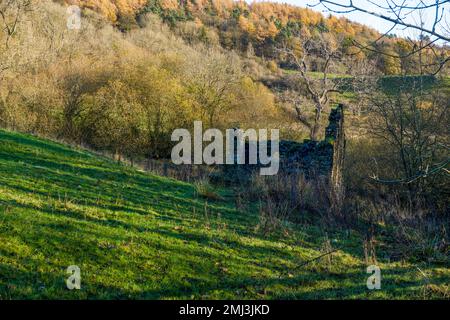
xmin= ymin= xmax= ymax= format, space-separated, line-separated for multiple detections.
xmin=0 ymin=129 xmax=448 ymax=299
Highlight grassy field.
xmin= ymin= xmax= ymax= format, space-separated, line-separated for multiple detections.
xmin=0 ymin=129 xmax=448 ymax=299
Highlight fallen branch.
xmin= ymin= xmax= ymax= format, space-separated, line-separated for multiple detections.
xmin=294 ymin=248 xmax=340 ymax=270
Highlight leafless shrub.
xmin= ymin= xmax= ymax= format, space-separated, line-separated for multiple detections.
xmin=365 ymin=84 xmax=449 ymax=210
xmin=247 ymin=172 xmax=332 ymax=235
xmin=320 ymin=235 xmax=335 ymax=269
xmin=255 ymin=196 xmax=292 ymax=236
xmin=387 ymin=206 xmax=449 ymax=263
xmin=349 ymin=192 xmax=449 ymax=263
xmin=193 ymin=178 xmax=223 ymax=201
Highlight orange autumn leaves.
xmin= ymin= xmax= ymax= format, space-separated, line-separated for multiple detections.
xmin=66 ymin=0 xmax=147 ymax=21
xmin=64 ymin=0 xmax=375 ymax=42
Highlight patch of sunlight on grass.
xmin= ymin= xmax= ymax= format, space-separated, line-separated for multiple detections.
xmin=0 ymin=128 xmax=448 ymax=299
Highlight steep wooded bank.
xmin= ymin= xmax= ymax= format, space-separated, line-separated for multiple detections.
xmin=64 ymin=0 xmax=449 ymax=76
xmin=1 ymin=1 xmax=282 ymax=158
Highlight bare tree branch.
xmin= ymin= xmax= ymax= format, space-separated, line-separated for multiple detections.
xmin=311 ymin=0 xmax=450 ymax=42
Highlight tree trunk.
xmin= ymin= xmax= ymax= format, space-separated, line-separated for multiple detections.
xmin=328 ymin=104 xmax=346 ymax=213
xmin=310 ymin=104 xmax=323 ymax=141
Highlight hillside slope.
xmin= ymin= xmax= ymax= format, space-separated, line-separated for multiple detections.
xmin=0 ymin=129 xmax=448 ymax=299
xmin=63 ymin=0 xmax=448 ymax=76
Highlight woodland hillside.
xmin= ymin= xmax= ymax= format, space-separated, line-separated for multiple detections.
xmin=64 ymin=0 xmax=449 ymax=75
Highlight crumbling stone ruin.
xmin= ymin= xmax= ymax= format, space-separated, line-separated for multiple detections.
xmin=149 ymin=105 xmax=346 ymax=207
xmin=278 ymin=105 xmax=345 ymax=177
xmin=222 ymin=104 xmax=346 ymax=205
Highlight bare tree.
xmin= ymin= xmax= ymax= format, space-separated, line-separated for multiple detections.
xmin=187 ymin=49 xmax=242 ymax=127
xmin=0 ymin=0 xmax=31 ymax=47
xmin=367 ymin=83 xmax=449 ymax=201
xmin=0 ymin=0 xmax=32 ymax=75
xmin=278 ymin=31 xmax=344 ymax=141
xmin=311 ymin=0 xmax=450 ymax=74
xmin=313 ymin=0 xmax=449 ymax=41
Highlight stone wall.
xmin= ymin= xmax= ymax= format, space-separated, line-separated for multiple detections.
xmin=221 ymin=104 xmax=346 ymax=194
xmin=279 ymin=105 xmax=345 ymax=185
